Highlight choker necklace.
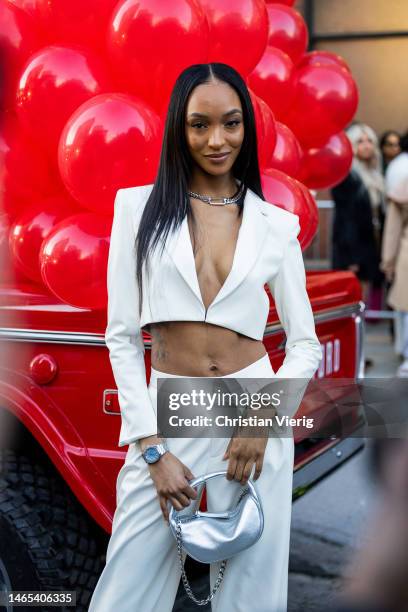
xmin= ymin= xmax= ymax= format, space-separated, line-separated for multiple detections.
xmin=188 ymin=181 xmax=244 ymax=206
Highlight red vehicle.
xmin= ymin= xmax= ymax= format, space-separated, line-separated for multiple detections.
xmin=0 ymin=269 xmax=365 ymax=610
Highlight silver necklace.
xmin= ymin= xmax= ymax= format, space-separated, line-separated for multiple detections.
xmin=187 ymin=181 xmax=244 ymax=206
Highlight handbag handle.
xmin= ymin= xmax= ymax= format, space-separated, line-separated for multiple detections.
xmin=168 ymin=469 xmax=259 ymax=523
xmin=188 ymin=469 xmax=258 ymax=494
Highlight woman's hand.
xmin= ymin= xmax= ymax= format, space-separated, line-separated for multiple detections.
xmin=222 ymin=435 xmax=268 ymax=485
xmin=147 ymin=452 xmax=198 ymax=525
xmin=222 ymin=405 xmax=275 ymax=484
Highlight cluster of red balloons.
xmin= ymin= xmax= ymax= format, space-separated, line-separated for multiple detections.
xmin=0 ymin=0 xmax=358 ymax=309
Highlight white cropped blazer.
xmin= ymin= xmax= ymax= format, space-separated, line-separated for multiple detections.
xmin=105 ymin=184 xmax=323 ymax=447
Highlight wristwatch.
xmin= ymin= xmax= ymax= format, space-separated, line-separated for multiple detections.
xmin=142 ymin=440 xmax=169 ymax=464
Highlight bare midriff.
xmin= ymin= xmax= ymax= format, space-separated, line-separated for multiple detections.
xmin=148 ymin=321 xmax=267 ymax=376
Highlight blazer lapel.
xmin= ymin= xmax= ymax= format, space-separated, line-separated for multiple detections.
xmin=163 ymin=208 xmax=203 ymax=306
xmin=162 ymin=187 xmax=270 ymax=311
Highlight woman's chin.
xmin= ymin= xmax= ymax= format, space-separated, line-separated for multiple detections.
xmin=200 ymin=163 xmax=235 ymax=177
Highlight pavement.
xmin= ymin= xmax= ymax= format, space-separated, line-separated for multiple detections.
xmin=172 ymin=318 xmax=400 ymax=611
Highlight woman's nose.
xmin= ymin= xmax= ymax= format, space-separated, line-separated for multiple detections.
xmin=208 ymin=126 xmax=225 ymax=148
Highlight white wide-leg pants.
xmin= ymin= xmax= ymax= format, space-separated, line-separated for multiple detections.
xmin=88 ymin=353 xmax=294 ymax=612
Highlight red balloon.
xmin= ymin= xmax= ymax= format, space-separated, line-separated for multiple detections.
xmin=293 ymin=179 xmax=319 ymax=250
xmin=58 ymin=93 xmax=163 ymax=214
xmin=297 ymin=50 xmax=351 ymax=73
xmin=0 ymin=3 xmax=40 ymax=111
xmin=269 ymin=121 xmax=302 ymax=178
xmin=257 ymin=97 xmax=277 ymax=170
xmin=261 ymin=168 xmax=315 ymax=249
xmin=284 ymin=64 xmax=359 ymax=148
xmin=107 ymin=0 xmax=209 ymax=115
xmin=249 ymin=90 xmax=277 ymax=169
xmin=0 ymin=114 xmax=59 ymax=217
xmin=203 ymin=0 xmax=269 ymax=77
xmin=31 ymin=0 xmax=119 ymax=53
xmin=297 ymin=132 xmax=353 ymax=190
xmin=0 ymin=213 xmax=31 ymax=284
xmin=247 ymin=46 xmax=295 ymax=121
xmin=9 ymin=194 xmax=80 ymax=282
xmin=16 ymin=46 xmax=109 ymax=160
xmin=266 ymin=4 xmax=308 ymax=65
xmin=40 ymin=212 xmax=111 ymax=309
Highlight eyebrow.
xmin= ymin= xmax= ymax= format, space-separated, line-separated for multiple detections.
xmin=188 ymin=109 xmax=243 ymax=119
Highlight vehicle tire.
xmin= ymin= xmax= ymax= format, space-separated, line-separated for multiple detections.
xmin=0 ymin=449 xmax=105 ymax=612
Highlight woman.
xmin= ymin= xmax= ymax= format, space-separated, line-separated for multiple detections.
xmin=348 ymin=123 xmax=386 ymax=242
xmin=331 ymin=123 xmax=385 ymax=306
xmin=381 ymin=129 xmax=408 ymax=377
xmin=89 ymin=63 xmax=322 ymax=612
xmin=380 ymin=129 xmax=401 ymax=173
xmin=379 ymin=130 xmax=401 ymax=342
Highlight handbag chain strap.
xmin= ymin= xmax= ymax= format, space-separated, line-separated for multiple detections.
xmin=174 ymin=485 xmax=249 ymax=606
xmin=176 ymin=517 xmax=227 ymax=605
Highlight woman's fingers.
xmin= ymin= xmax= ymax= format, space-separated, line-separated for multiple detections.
xmin=253 ymin=455 xmax=264 ymax=481
xmin=172 ymin=490 xmax=192 ymax=508
xmin=183 ymin=465 xmax=195 ymax=481
xmin=168 ymin=496 xmax=183 ymax=512
xmin=234 ymin=458 xmax=255 ymax=485
xmin=160 ymin=491 xmax=194 ymax=524
xmin=227 ymin=456 xmax=254 ymax=483
xmin=181 ymin=483 xmax=198 ymax=500
xmin=226 ymin=455 xmax=238 ymax=480
xmin=227 ymin=451 xmax=265 ymax=483
xmin=240 ymin=460 xmax=255 ymax=485
xmin=233 ymin=458 xmax=246 ymax=482
xmin=160 ymin=497 xmax=169 ymax=524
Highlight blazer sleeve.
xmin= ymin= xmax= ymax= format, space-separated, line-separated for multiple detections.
xmin=267 ymin=215 xmax=323 ymax=381
xmin=105 ymin=188 xmax=158 ymax=447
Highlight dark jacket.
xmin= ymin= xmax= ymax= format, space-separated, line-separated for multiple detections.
xmin=330 ymin=170 xmax=384 ymax=285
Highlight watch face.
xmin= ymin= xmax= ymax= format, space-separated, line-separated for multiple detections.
xmin=144 ymin=447 xmax=160 ymax=463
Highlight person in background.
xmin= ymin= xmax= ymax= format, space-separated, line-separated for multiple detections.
xmin=330 ymin=124 xmax=385 ymax=308
xmin=379 ymin=131 xmax=401 ymax=342
xmin=380 ymin=129 xmax=408 ymax=377
xmin=380 ymin=130 xmax=401 ymax=173
xmin=346 ymin=123 xmax=386 ymax=313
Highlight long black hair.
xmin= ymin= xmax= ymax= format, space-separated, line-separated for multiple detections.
xmin=135 ymin=62 xmax=265 ymax=316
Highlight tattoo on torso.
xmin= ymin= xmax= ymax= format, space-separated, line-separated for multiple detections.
xmin=151 ymin=326 xmax=170 ymax=364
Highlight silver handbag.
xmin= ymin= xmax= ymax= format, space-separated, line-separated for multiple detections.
xmin=168 ymin=470 xmax=264 ymax=606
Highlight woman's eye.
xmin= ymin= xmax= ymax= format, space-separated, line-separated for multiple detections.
xmin=191 ymin=120 xmax=241 ymax=129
